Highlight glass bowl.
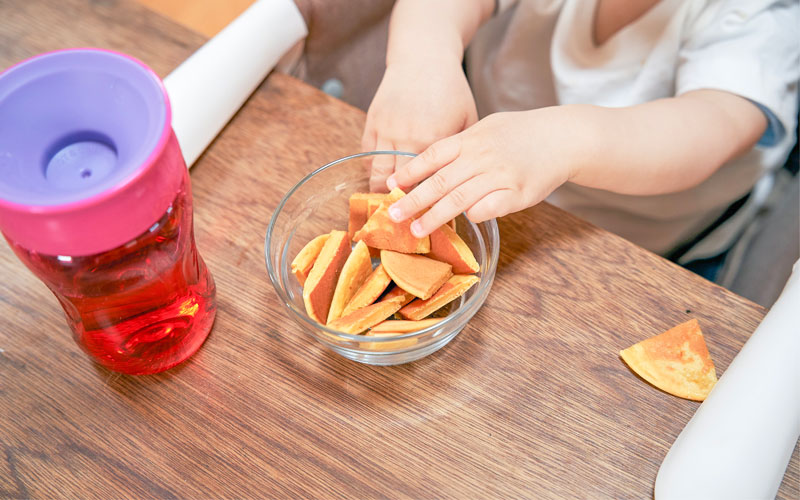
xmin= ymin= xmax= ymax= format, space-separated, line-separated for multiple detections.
xmin=265 ymin=151 xmax=499 ymax=365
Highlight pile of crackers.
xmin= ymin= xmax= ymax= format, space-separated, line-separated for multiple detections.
xmin=291 ymin=188 xmax=481 ymax=341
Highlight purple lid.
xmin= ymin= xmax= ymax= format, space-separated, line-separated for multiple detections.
xmin=0 ymin=48 xmax=184 ymax=256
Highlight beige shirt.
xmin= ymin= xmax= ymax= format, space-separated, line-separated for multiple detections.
xmin=467 ymin=0 xmax=799 ymax=256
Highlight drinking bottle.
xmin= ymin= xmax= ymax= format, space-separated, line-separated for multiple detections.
xmin=0 ymin=49 xmax=216 ymax=374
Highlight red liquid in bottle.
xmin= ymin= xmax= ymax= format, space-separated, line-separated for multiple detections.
xmin=8 ymin=169 xmax=216 ymax=374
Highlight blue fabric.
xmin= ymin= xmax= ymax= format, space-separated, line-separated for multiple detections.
xmin=750 ymin=99 xmax=786 ymax=148
xmin=682 ymin=250 xmax=730 ymax=283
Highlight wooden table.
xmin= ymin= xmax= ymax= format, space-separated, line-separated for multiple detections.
xmin=0 ymin=1 xmax=797 ymax=498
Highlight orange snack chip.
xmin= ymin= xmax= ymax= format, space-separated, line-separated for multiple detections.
xmin=302 ymin=230 xmax=351 ymax=324
xmin=370 ymin=318 xmax=442 ymax=334
xmin=292 ymin=188 xmax=485 ymax=346
xmin=400 ymin=275 xmax=480 ymax=321
xmin=290 ymin=233 xmax=329 ymax=286
xmin=427 ymin=223 xmax=480 ymax=274
xmin=619 ymin=319 xmax=718 ymax=401
xmin=327 ymin=241 xmax=373 ymax=324
xmin=365 ymin=198 xmax=384 ymax=258
xmin=367 ymin=197 xmax=383 ymax=216
xmin=341 ymin=264 xmax=392 ymax=317
xmin=348 ymin=193 xmax=386 ymax=238
xmin=327 ymin=294 xmax=408 ymax=334
xmin=381 ymin=285 xmax=415 ymax=306
xmin=360 ymin=331 xmax=418 ymax=351
xmin=381 ymin=250 xmax=453 ymax=300
xmin=353 ymin=188 xmax=430 ymax=254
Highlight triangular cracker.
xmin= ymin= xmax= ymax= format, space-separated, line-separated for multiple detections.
xmin=353 ymin=188 xmax=430 ymax=254
xmin=327 ymin=241 xmax=373 ymax=324
xmin=620 ymin=319 xmax=717 ymax=401
xmin=302 ymin=230 xmax=351 ymax=324
xmin=427 ymin=223 xmax=479 ymax=274
xmin=381 ymin=250 xmax=453 ymax=300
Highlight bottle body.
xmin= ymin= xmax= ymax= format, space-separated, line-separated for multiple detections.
xmin=0 ymin=49 xmax=217 ymax=374
xmin=8 ymin=168 xmax=216 ymax=374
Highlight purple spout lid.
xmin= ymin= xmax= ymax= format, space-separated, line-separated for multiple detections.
xmin=0 ymin=49 xmax=185 ymax=256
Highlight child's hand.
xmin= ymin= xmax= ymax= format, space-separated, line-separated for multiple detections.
xmin=362 ymin=0 xmax=495 ymax=191
xmin=385 ymin=108 xmax=591 ymax=237
xmin=385 ymin=89 xmax=768 ymax=238
xmin=362 ymin=58 xmax=478 ymax=191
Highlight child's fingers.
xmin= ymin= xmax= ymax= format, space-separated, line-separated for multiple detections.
xmin=369 ymin=138 xmax=396 ymax=192
xmin=393 ymin=153 xmax=414 ymax=178
xmin=410 ymin=174 xmax=496 ymax=238
xmin=388 ymin=158 xmax=477 ymax=222
xmin=388 ymin=135 xmax=461 ymax=190
xmin=464 ymin=189 xmax=516 ymax=223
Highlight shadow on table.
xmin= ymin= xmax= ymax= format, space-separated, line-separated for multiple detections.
xmin=263 ymin=306 xmax=496 ymax=428
xmin=493 ymin=204 xmax=601 ymax=280
xmin=89 ymin=351 xmax=195 ymax=393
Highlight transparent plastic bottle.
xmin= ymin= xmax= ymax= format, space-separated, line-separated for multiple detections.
xmin=0 ymin=49 xmax=216 ymax=374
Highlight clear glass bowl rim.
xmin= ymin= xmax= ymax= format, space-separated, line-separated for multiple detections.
xmin=264 ymin=150 xmax=500 ymax=343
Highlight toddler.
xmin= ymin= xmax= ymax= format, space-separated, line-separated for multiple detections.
xmin=363 ymin=0 xmax=799 ymax=270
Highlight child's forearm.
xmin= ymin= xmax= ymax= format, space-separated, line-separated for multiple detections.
xmin=386 ymin=0 xmax=494 ymax=67
xmin=569 ymin=89 xmax=768 ymax=195
xmin=383 ymin=90 xmax=770 ymax=235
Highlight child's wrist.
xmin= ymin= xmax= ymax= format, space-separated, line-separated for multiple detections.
xmin=385 ymin=49 xmax=464 ymax=76
xmin=560 ymin=104 xmax=608 ymax=186
xmin=387 ymin=28 xmax=464 ymax=69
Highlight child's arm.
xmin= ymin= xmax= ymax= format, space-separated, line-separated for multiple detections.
xmin=385 ymin=89 xmax=768 ymax=237
xmin=362 ymin=0 xmax=495 ymax=191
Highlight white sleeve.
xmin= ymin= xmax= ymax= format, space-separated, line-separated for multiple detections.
xmin=676 ymin=0 xmax=800 ymax=147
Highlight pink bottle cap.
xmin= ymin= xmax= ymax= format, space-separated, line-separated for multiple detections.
xmin=0 ymin=48 xmax=184 ymax=256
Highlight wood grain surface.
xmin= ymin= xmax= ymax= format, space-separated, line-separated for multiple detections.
xmin=0 ymin=1 xmax=797 ymax=498
xmin=135 ymin=0 xmax=254 ymax=37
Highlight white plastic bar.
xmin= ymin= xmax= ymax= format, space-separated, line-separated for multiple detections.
xmin=164 ymin=0 xmax=307 ymax=167
xmin=655 ymin=260 xmax=800 ymax=499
